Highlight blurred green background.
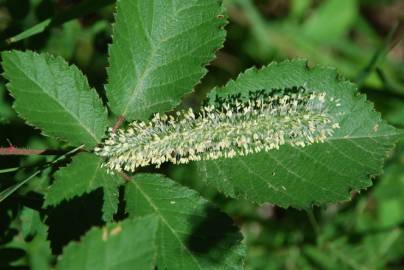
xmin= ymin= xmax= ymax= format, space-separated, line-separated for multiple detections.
xmin=0 ymin=0 xmax=403 ymax=269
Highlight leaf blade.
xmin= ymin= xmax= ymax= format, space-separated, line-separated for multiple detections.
xmin=57 ymin=215 xmax=159 ymax=270
xmin=125 ymin=173 xmax=245 ymax=270
xmin=198 ymin=60 xmax=398 ymax=208
xmin=1 ymin=51 xmax=108 ymax=147
xmin=106 ymin=0 xmax=227 ymax=120
xmin=44 ymin=153 xmax=123 ymax=222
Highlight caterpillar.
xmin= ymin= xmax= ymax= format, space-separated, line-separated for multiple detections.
xmin=94 ymin=89 xmax=341 ymax=173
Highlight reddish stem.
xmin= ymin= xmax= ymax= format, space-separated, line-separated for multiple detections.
xmin=0 ymin=146 xmax=70 ymax=156
xmin=118 ymin=171 xmax=132 ymax=182
xmin=112 ymin=115 xmax=126 ymax=133
xmin=1 ymin=116 xmax=126 ymax=157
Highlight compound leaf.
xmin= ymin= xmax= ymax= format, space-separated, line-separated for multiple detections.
xmin=44 ymin=153 xmax=124 ymax=222
xmin=198 ymin=60 xmax=398 ymax=208
xmin=125 ymin=173 xmax=245 ymax=270
xmin=57 ymin=215 xmax=159 ymax=270
xmin=106 ymin=0 xmax=227 ymax=121
xmin=1 ymin=51 xmax=108 ymax=147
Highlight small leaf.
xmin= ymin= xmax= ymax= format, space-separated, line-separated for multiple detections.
xmin=44 ymin=153 xmax=123 ymax=222
xmin=125 ymin=173 xmax=245 ymax=270
xmin=198 ymin=60 xmax=398 ymax=208
xmin=1 ymin=51 xmax=108 ymax=147
xmin=57 ymin=215 xmax=159 ymax=270
xmin=106 ymin=0 xmax=227 ymax=120
xmin=7 ymin=19 xmax=52 ymax=44
xmin=7 ymin=208 xmax=53 ymax=270
xmin=357 ymin=162 xmax=404 ymax=230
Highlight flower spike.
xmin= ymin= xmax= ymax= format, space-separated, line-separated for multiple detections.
xmin=95 ymin=91 xmax=340 ymax=173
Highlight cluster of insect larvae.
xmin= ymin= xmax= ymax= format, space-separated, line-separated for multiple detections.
xmin=95 ymin=91 xmax=341 ymax=173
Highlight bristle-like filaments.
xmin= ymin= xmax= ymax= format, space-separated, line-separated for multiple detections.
xmin=95 ymin=91 xmax=341 ymax=173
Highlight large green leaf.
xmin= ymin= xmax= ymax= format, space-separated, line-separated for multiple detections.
xmin=197 ymin=60 xmax=398 ymax=208
xmin=57 ymin=215 xmax=159 ymax=270
xmin=106 ymin=0 xmax=227 ymax=121
xmin=1 ymin=51 xmax=108 ymax=147
xmin=125 ymin=173 xmax=245 ymax=269
xmin=44 ymin=153 xmax=124 ymax=222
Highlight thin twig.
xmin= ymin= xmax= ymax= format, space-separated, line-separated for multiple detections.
xmin=112 ymin=115 xmax=126 ymax=132
xmin=0 ymin=170 xmax=42 ymax=202
xmin=0 ymin=167 xmax=20 ymax=174
xmin=0 ymin=145 xmax=85 ymax=203
xmin=118 ymin=171 xmax=132 ymax=182
xmin=0 ymin=146 xmax=70 ymax=156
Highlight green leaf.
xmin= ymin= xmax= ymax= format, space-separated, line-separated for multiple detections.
xmin=45 ymin=21 xmax=82 ymax=60
xmin=303 ymin=0 xmax=357 ymax=43
xmin=304 ymin=229 xmax=404 ymax=270
xmin=125 ymin=173 xmax=245 ymax=269
xmin=0 ymin=83 xmax=15 ymax=123
xmin=19 ymin=208 xmax=53 ymax=270
xmin=372 ymin=163 xmax=404 ymax=227
xmin=0 ymin=170 xmax=42 ymax=203
xmin=198 ymin=60 xmax=398 ymax=208
xmin=57 ymin=215 xmax=159 ymax=270
xmin=6 ymin=208 xmax=53 ymax=270
xmin=356 ymin=161 xmax=404 ymax=231
xmin=44 ymin=153 xmax=124 ymax=222
xmin=6 ymin=19 xmax=52 ymax=44
xmin=106 ymin=0 xmax=227 ymax=121
xmin=6 ymin=0 xmax=115 ymax=44
xmin=1 ymin=51 xmax=108 ymax=147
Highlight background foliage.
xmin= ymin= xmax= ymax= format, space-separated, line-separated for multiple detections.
xmin=0 ymin=0 xmax=403 ymax=269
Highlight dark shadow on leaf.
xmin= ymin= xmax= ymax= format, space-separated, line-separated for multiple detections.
xmin=0 ymin=266 xmax=29 ymax=270
xmin=0 ymin=195 xmax=20 ymax=245
xmin=0 ymin=248 xmax=26 ymax=266
xmin=18 ymin=191 xmax=44 ymax=212
xmin=185 ymin=205 xmax=243 ymax=264
xmin=113 ymin=186 xmax=128 ymax=222
xmin=45 ymin=188 xmax=103 ymax=254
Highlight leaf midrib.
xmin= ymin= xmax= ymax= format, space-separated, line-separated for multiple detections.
xmin=13 ymin=60 xmax=100 ymax=144
xmin=130 ymin=181 xmax=203 ymax=269
xmin=117 ymin=0 xmax=158 ymax=117
xmin=207 ymin=132 xmax=396 ymax=207
xmin=118 ymin=2 xmax=218 ymax=118
xmin=324 ymin=132 xmax=397 ymax=141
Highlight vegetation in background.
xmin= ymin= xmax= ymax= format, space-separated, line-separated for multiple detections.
xmin=0 ymin=0 xmax=403 ymax=269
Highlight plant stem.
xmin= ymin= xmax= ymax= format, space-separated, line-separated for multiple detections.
xmin=0 ymin=167 xmax=20 ymax=174
xmin=112 ymin=115 xmax=126 ymax=132
xmin=0 ymin=170 xmax=42 ymax=202
xmin=0 ymin=147 xmax=77 ymax=156
xmin=0 ymin=145 xmax=85 ymax=202
xmin=118 ymin=171 xmax=132 ymax=182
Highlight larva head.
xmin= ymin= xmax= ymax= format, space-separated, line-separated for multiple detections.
xmin=95 ymin=89 xmax=341 ymax=173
